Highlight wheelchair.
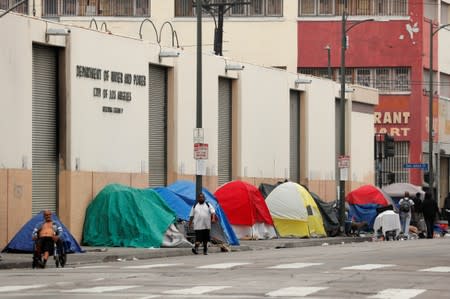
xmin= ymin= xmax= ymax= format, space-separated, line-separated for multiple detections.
xmin=32 ymin=237 xmax=67 ymax=269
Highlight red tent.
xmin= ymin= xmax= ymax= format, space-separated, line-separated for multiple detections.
xmin=215 ymin=180 xmax=273 ymax=225
xmin=346 ymin=185 xmax=392 ymax=206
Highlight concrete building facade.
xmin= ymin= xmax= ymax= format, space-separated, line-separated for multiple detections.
xmin=0 ymin=10 xmax=377 ymax=248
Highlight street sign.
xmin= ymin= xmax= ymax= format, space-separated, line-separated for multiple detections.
xmin=194 ymin=143 xmax=208 ymax=160
xmin=403 ymin=163 xmax=428 ymax=170
xmin=338 ymin=155 xmax=350 ymax=168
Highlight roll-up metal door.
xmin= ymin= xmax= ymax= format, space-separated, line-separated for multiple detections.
xmin=289 ymin=90 xmax=300 ymax=182
xmin=218 ymin=78 xmax=232 ymax=186
xmin=148 ymin=64 xmax=167 ymax=187
xmin=32 ymin=45 xmax=58 ymax=215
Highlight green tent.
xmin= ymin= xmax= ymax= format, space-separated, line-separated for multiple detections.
xmin=83 ymin=184 xmax=177 ymax=248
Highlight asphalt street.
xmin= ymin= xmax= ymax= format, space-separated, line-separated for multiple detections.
xmin=1 ymin=237 xmax=450 ymax=298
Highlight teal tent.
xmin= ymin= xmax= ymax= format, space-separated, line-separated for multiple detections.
xmin=82 ymin=184 xmax=177 ymax=248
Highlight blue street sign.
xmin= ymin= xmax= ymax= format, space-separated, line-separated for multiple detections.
xmin=403 ymin=163 xmax=428 ymax=170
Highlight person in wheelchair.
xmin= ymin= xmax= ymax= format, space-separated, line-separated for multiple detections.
xmin=32 ymin=210 xmax=63 ymax=268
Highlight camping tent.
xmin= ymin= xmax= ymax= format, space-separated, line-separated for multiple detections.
xmin=2 ymin=211 xmax=83 ymax=253
xmin=258 ymin=183 xmax=277 ymax=199
xmin=83 ymin=184 xmax=189 ymax=248
xmin=167 ymin=180 xmax=240 ymax=246
xmin=346 ymin=185 xmax=395 ymax=229
xmin=214 ymin=180 xmax=276 ymax=240
xmin=265 ymin=182 xmax=326 ymax=238
xmin=310 ymin=192 xmax=339 ymax=237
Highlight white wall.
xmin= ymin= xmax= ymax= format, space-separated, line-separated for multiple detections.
xmin=0 ymin=11 xmax=376 ymax=185
xmin=0 ymin=13 xmax=66 ymax=169
xmin=68 ymin=29 xmax=156 ymax=172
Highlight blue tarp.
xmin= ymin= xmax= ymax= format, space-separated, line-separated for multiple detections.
xmin=2 ymin=211 xmax=84 ymax=253
xmin=167 ymin=180 xmax=240 ymax=246
xmin=153 ymin=187 xmax=191 ymax=221
xmin=348 ymin=203 xmax=381 ymax=230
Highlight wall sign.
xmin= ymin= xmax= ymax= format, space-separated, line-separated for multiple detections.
xmin=76 ymin=65 xmax=147 ymax=114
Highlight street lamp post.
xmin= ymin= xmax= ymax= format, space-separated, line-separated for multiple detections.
xmin=338 ymin=2 xmax=375 ymax=231
xmin=196 ymin=0 xmax=203 ymax=200
xmin=428 ymin=21 xmax=450 ymax=199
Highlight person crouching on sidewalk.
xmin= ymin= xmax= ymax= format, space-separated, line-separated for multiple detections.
xmin=189 ymin=193 xmax=216 ymax=255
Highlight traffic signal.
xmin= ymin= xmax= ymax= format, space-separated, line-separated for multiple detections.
xmin=384 ymin=134 xmax=395 ymax=157
xmin=387 ymin=172 xmax=395 ymax=184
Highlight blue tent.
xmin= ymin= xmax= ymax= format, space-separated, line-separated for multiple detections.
xmin=167 ymin=180 xmax=240 ymax=246
xmin=154 ymin=187 xmax=191 ymax=221
xmin=2 ymin=211 xmax=84 ymax=253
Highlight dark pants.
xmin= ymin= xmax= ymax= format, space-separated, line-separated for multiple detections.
xmin=194 ymin=229 xmax=210 ymax=253
xmin=424 ymin=217 xmax=435 ymax=239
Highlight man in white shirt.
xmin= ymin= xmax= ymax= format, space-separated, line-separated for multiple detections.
xmin=189 ymin=193 xmax=216 ymax=255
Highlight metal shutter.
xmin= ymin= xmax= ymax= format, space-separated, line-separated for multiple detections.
xmin=32 ymin=45 xmax=58 ymax=215
xmin=289 ymin=90 xmax=300 ymax=182
xmin=148 ymin=64 xmax=167 ymax=187
xmin=218 ymin=78 xmax=232 ymax=186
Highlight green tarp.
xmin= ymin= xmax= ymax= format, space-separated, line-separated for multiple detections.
xmin=82 ymin=184 xmax=176 ymax=248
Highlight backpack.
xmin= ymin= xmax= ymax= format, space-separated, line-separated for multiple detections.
xmin=400 ymin=200 xmax=410 ymax=213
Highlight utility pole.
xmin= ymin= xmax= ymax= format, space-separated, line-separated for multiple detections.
xmin=201 ymin=1 xmax=250 ymax=56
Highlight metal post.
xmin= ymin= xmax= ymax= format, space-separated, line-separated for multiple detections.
xmin=195 ymin=0 xmax=203 ymax=201
xmin=325 ymin=45 xmax=332 ymax=79
xmin=338 ymin=4 xmax=347 ymax=233
xmin=429 ymin=21 xmax=434 ymax=199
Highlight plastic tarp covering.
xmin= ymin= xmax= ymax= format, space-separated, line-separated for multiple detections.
xmin=258 ymin=183 xmax=276 ymax=199
xmin=382 ymin=183 xmax=425 ymax=198
xmin=167 ymin=180 xmax=240 ymax=246
xmin=266 ymin=182 xmax=326 ymax=238
xmin=2 ymin=211 xmax=83 ymax=253
xmin=162 ymin=224 xmax=193 ymax=248
xmin=310 ymin=192 xmax=339 ymax=237
xmin=154 ymin=187 xmax=191 ymax=221
xmin=373 ymin=210 xmax=401 ymax=237
xmin=346 ymin=185 xmax=395 ymax=230
xmin=82 ymin=184 xmax=176 ymax=248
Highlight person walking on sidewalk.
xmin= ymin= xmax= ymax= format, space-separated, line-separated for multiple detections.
xmin=398 ymin=192 xmax=414 ymax=238
xmin=422 ymin=191 xmax=440 ymax=239
xmin=189 ymin=193 xmax=216 ymax=255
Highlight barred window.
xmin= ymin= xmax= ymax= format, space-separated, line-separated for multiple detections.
xmin=299 ymin=67 xmax=411 ymax=93
xmin=299 ymin=0 xmax=407 ymax=16
xmin=175 ymin=0 xmax=283 ymax=17
xmin=42 ymin=0 xmax=150 ymax=17
xmin=0 ymin=0 xmax=28 ymax=14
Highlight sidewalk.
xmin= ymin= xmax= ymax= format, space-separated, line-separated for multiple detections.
xmin=0 ymin=236 xmax=371 ymax=270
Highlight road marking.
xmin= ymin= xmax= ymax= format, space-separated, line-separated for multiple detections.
xmin=122 ymin=263 xmax=181 ymax=269
xmin=0 ymin=285 xmax=46 ymax=292
xmin=268 ymin=262 xmax=323 ymax=269
xmin=419 ymin=266 xmax=450 ymax=273
xmin=341 ymin=264 xmax=395 ymax=270
xmin=62 ymin=285 xmax=139 ymax=293
xmin=136 ymin=296 xmax=161 ymax=299
xmin=266 ymin=286 xmax=328 ymax=297
xmin=76 ymin=265 xmax=112 ymax=269
xmin=163 ymin=286 xmax=230 ymax=295
xmin=368 ymin=288 xmax=426 ymax=299
xmin=197 ymin=262 xmax=250 ymax=269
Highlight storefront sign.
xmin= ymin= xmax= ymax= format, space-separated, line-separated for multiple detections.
xmin=374 ymin=111 xmax=411 ymax=137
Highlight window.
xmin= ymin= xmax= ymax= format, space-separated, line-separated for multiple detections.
xmin=42 ymin=0 xmax=150 ymax=17
xmin=299 ymin=67 xmax=411 ymax=93
xmin=298 ymin=0 xmax=407 ymax=16
xmin=0 ymin=0 xmax=28 ymax=14
xmin=175 ymin=0 xmax=283 ymax=17
xmin=356 ymin=68 xmax=371 ymax=87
